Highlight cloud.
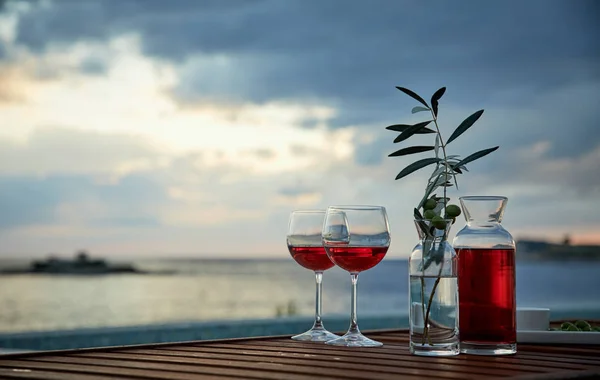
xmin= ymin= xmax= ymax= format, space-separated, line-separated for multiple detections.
xmin=0 ymin=174 xmax=165 ymax=229
xmin=358 ymin=77 xmax=600 ymax=188
xmin=0 ymin=65 xmax=24 ymax=102
xmin=12 ymin=1 xmax=599 ymax=99
xmin=7 ymin=1 xmax=600 ymax=132
xmin=0 ymin=124 xmax=597 ymax=256
xmin=0 ymin=0 xmax=599 ymax=256
xmin=77 ymin=55 xmax=108 ymax=75
xmin=0 ymin=127 xmax=163 ymax=177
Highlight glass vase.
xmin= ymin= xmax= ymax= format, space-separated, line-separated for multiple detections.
xmin=409 ymin=218 xmax=459 ymax=356
xmin=453 ymin=196 xmax=516 ymax=355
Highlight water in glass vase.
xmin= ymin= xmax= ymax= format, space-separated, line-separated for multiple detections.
xmin=457 ymin=247 xmax=516 ymax=354
xmin=409 ymin=275 xmax=459 ymax=356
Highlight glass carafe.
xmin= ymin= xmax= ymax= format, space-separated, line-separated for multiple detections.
xmin=452 ymin=196 xmax=516 ymax=355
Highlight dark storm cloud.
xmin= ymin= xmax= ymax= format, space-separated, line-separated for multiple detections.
xmin=10 ymin=0 xmax=600 ymax=158
xmin=14 ymin=1 xmax=599 ymax=93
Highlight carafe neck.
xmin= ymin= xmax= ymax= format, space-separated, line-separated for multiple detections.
xmin=460 ymin=196 xmax=508 ymax=225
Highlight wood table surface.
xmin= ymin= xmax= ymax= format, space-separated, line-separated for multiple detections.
xmin=1 ymin=329 xmax=599 ymax=380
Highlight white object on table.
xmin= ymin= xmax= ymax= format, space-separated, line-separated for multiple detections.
xmin=517 ymin=307 xmax=550 ymax=331
xmin=516 ymin=307 xmax=600 ymax=344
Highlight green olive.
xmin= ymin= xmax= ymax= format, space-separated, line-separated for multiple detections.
xmin=445 ymin=204 xmax=461 ymax=218
xmin=560 ymin=322 xmax=576 ymax=331
xmin=424 ymin=198 xmax=437 ymax=210
xmin=431 ymin=215 xmax=446 ymax=230
xmin=556 ymin=320 xmax=600 ymax=332
xmin=575 ymin=320 xmax=591 ymax=330
xmin=423 ymin=210 xmax=437 ymax=220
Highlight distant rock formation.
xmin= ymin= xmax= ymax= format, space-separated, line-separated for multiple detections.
xmin=0 ymin=251 xmax=174 ymax=275
xmin=516 ymin=239 xmax=600 ymax=261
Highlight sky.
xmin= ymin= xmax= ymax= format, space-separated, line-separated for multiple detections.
xmin=0 ymin=0 xmax=598 ymax=258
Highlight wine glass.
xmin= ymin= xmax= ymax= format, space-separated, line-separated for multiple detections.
xmin=322 ymin=205 xmax=391 ymax=347
xmin=286 ymin=210 xmax=340 ymax=342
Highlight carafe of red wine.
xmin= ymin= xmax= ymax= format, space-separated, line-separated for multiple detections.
xmin=452 ymin=196 xmax=516 ymax=355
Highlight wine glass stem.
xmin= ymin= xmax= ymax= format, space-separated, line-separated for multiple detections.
xmin=313 ymin=271 xmax=324 ymax=328
xmin=349 ymin=272 xmax=359 ymax=333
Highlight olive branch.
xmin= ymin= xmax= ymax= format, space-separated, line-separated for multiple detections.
xmin=386 ymin=86 xmax=499 ymax=345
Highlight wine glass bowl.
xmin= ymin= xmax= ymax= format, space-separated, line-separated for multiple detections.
xmin=322 ymin=205 xmax=391 ymax=347
xmin=286 ymin=210 xmax=339 ymax=342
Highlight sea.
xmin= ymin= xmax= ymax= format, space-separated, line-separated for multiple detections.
xmin=1 ymin=258 xmax=599 ymax=334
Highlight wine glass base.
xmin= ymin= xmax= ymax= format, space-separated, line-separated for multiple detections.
xmin=291 ymin=327 xmax=339 ymax=342
xmin=325 ymin=331 xmax=382 ymax=347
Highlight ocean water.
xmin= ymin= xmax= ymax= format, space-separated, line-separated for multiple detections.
xmin=0 ymin=258 xmax=599 ymax=333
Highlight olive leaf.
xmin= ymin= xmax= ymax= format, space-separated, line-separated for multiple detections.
xmin=414 ymin=208 xmax=424 ymax=219
xmin=396 ymin=86 xmax=429 ymax=108
xmin=394 ymin=120 xmax=433 ymax=143
xmin=386 ymin=124 xmax=436 ymax=134
xmin=388 ymin=146 xmax=434 ymax=157
xmin=451 ymin=146 xmax=499 ymax=169
xmin=431 ymin=87 xmax=446 ymax=117
xmin=429 ymin=165 xmax=445 ymax=180
xmin=446 ymin=110 xmax=484 ymax=144
xmin=412 ymin=106 xmax=429 ymax=114
xmin=434 ymin=174 xmax=452 ymax=187
xmin=395 ymin=158 xmax=442 ymax=180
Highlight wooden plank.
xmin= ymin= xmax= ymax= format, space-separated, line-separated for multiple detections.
xmin=227 ymin=340 xmax=600 ymax=367
xmin=0 ymin=367 xmax=135 ymax=380
xmin=236 ymin=337 xmax=600 ymax=361
xmin=164 ymin=345 xmax=592 ymax=372
xmin=25 ymin=354 xmax=459 ymax=380
xmin=76 ymin=350 xmax=525 ymax=378
xmin=517 ymin=345 xmax=600 ymax=358
xmin=0 ymin=333 xmax=298 ymax=360
xmin=0 ymin=359 xmax=308 ymax=380
xmin=510 ymin=370 xmax=600 ymax=380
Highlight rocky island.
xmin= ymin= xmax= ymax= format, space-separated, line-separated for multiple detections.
xmin=0 ymin=251 xmax=167 ymax=275
xmin=516 ymin=238 xmax=600 ymax=261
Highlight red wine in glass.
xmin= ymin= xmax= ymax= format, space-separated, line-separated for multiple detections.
xmin=457 ymin=247 xmax=516 ymax=344
xmin=325 ymin=246 xmax=388 ymax=272
xmin=322 ymin=205 xmax=391 ymax=347
xmin=286 ymin=210 xmax=339 ymax=342
xmin=288 ymin=246 xmax=335 ymax=271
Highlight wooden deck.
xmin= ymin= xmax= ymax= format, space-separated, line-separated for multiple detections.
xmin=1 ymin=329 xmax=599 ymax=379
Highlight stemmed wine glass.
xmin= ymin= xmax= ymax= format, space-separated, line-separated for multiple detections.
xmin=286 ymin=210 xmax=340 ymax=342
xmin=322 ymin=205 xmax=391 ymax=347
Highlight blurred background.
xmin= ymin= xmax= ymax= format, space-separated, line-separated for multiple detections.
xmin=0 ymin=0 xmax=598 ymax=343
